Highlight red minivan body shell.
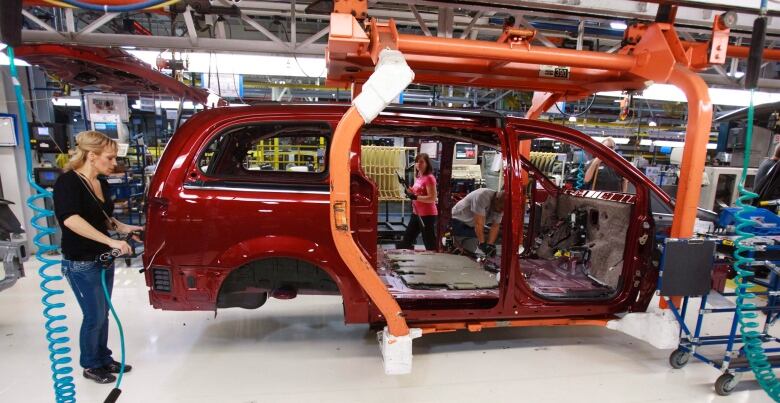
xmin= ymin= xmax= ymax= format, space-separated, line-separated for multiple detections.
xmin=143 ymin=104 xmax=670 ymax=326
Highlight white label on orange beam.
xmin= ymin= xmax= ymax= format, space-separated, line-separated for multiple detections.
xmin=539 ymin=65 xmax=570 ymax=79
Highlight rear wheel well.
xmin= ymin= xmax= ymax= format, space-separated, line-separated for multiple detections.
xmin=216 ymin=257 xmax=340 ymax=309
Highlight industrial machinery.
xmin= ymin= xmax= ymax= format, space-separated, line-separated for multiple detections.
xmin=28 ymin=122 xmax=68 ymax=152
xmin=85 ymin=93 xmax=131 ymax=156
xmin=699 ymin=166 xmax=758 ymax=211
xmin=481 ymin=150 xmax=504 ymax=191
xmin=450 ymin=142 xmax=483 ymax=183
xmin=725 ymin=124 xmax=776 ymax=168
xmin=0 ymin=198 xmax=26 ymax=293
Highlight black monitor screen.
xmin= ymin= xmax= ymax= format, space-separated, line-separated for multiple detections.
xmin=41 ymin=171 xmax=57 ymax=182
xmin=29 ymin=123 xmax=68 ymax=151
xmin=94 ymin=121 xmax=119 ymax=139
xmin=34 ymin=168 xmax=61 ymax=187
xmin=455 ymin=143 xmax=476 ymax=160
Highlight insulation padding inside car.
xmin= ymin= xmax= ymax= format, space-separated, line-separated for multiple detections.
xmin=385 ymin=251 xmax=498 ymax=290
xmin=535 ymin=193 xmax=632 ymax=290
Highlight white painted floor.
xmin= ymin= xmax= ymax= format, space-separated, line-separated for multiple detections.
xmin=0 ymin=257 xmax=775 ymax=403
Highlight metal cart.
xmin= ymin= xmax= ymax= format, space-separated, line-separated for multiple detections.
xmin=661 ymin=236 xmax=780 ymax=396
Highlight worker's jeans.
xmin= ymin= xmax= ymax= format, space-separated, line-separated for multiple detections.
xmin=451 ymin=219 xmax=479 ymax=254
xmin=61 ymin=259 xmax=114 ymax=369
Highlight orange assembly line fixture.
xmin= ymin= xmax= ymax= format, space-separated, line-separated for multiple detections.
xmin=325 ymin=8 xmax=727 ymax=336
xmin=419 ymin=318 xmax=613 ymax=335
xmin=329 ymin=107 xmax=410 ymax=337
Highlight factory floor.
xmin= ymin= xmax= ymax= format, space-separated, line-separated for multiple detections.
xmin=0 ymin=257 xmax=775 ymax=403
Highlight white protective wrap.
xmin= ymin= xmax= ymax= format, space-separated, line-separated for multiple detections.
xmin=377 ymin=326 xmax=423 ymax=375
xmin=606 ymin=306 xmax=680 ymax=349
xmin=353 ymin=49 xmax=415 ymax=124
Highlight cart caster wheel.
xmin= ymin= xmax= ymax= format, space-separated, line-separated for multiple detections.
xmin=125 ymin=258 xmax=131 ymax=267
xmin=669 ymin=349 xmax=690 ymax=369
xmin=715 ymin=373 xmax=738 ymax=396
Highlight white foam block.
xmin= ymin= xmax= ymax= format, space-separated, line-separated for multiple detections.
xmin=606 ymin=307 xmax=680 ymax=349
xmin=353 ymin=49 xmax=415 ymax=124
xmin=377 ymin=327 xmax=422 ymax=375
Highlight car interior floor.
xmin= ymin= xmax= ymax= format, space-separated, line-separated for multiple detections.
xmin=520 ymin=258 xmax=616 ymax=299
xmin=376 ymin=247 xmax=500 ymax=307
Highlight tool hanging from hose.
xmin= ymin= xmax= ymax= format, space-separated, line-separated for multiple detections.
xmin=97 ymin=236 xmax=136 ymax=403
xmin=8 ymin=46 xmax=77 ymax=403
xmin=732 ymin=0 xmax=780 ymax=399
xmin=98 ymin=230 xmax=143 ymax=403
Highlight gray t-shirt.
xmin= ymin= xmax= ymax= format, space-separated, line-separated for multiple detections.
xmin=451 ymin=188 xmax=503 ymax=227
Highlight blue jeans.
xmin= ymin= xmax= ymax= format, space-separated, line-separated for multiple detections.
xmin=61 ymin=259 xmax=114 ymax=369
xmin=452 ymin=219 xmax=480 ymax=254
xmin=451 ymin=219 xmax=477 ymax=238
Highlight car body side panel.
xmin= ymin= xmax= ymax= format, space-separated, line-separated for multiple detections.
xmin=506 ymin=118 xmax=659 ymax=314
xmin=144 ymin=105 xmax=670 ymax=326
xmin=144 ymin=105 xmax=372 ymax=322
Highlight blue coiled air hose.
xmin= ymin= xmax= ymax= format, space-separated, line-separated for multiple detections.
xmin=732 ymin=89 xmax=780 ymax=400
xmin=8 ymin=47 xmax=76 ymax=402
xmin=575 ymin=150 xmax=585 ymax=190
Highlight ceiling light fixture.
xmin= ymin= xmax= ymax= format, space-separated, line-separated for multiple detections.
xmin=610 ymin=21 xmax=628 ymax=30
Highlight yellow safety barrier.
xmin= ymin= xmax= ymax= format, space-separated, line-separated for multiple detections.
xmin=246 ymin=137 xmax=326 ymax=172
xmin=148 ymin=146 xmax=165 ymax=159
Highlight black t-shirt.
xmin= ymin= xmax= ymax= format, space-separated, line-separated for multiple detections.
xmin=587 ymin=164 xmax=623 ymax=192
xmin=755 ymin=160 xmax=780 ymax=204
xmin=53 ymin=170 xmax=115 ymax=260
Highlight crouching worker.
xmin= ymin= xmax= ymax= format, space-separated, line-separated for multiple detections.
xmin=450 ymin=188 xmax=504 ymax=257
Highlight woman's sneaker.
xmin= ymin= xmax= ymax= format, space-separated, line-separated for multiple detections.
xmin=103 ymin=360 xmax=132 ymax=374
xmin=83 ymin=367 xmax=116 ymax=384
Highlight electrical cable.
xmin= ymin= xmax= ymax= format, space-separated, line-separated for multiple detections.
xmin=43 ymin=0 xmax=179 ymax=12
xmin=8 ymin=46 xmax=77 ymax=402
xmin=554 ymin=94 xmax=596 ymax=118
xmin=280 ymin=23 xmax=327 ymax=79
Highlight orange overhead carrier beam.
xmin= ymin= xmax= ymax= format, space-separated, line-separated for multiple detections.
xmin=326 ymin=4 xmax=729 ymax=336
xmin=681 ymin=41 xmax=780 ymax=62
